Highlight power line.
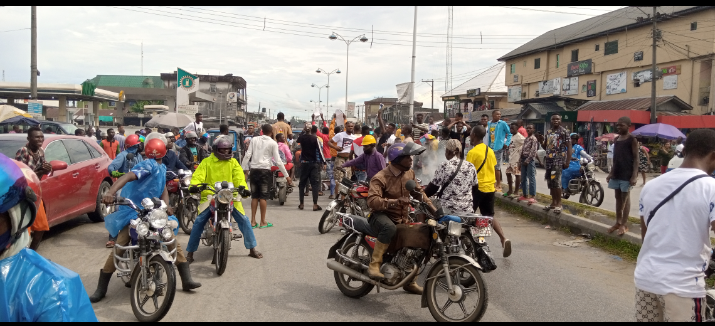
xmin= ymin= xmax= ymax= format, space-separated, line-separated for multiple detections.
xmin=0 ymin=27 xmax=30 ymax=33
xmin=493 ymin=6 xmax=598 ymax=16
xmin=562 ymin=6 xmax=619 ymax=12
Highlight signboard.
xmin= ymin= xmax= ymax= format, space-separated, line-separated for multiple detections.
xmin=633 ymin=69 xmax=653 ymax=84
xmin=606 ymin=71 xmax=627 ymax=95
xmin=538 ymin=78 xmax=561 ymax=95
xmin=661 ymin=65 xmax=681 ymax=76
xmin=513 ymin=75 xmax=519 ymax=83
xmin=562 ymin=77 xmax=578 ymax=96
xmin=466 ymin=88 xmax=481 ymax=97
xmin=507 ymin=86 xmax=522 ymax=102
xmin=27 ymin=100 xmax=43 ymax=114
xmin=177 ymin=104 xmax=198 ymax=115
xmin=566 ymin=59 xmax=593 ymax=77
xmin=586 ymin=80 xmax=597 ymax=97
xmin=663 ymin=75 xmax=678 ymax=90
xmin=226 ymin=92 xmax=238 ymax=103
xmin=634 ymin=51 xmax=644 ymax=61
xmin=176 ymin=67 xmax=200 ymax=110
xmin=346 ymin=102 xmax=355 ymax=118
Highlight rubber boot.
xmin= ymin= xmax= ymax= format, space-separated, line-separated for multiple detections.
xmin=368 ymin=241 xmax=389 ymax=279
xmin=186 ymin=252 xmax=194 ymax=264
xmin=403 ymin=281 xmax=424 ymax=295
xmin=176 ymin=262 xmax=202 ymax=291
xmin=89 ymin=269 xmax=112 ymax=303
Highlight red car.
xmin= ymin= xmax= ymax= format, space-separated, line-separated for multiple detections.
xmin=0 ymin=134 xmax=113 ymax=227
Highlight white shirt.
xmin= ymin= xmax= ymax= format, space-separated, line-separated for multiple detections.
xmin=676 ymin=144 xmax=685 ymax=153
xmin=607 ymin=144 xmax=614 ymax=159
xmin=184 ymin=121 xmax=205 ymax=136
xmin=241 ymin=135 xmax=288 ymax=177
xmin=332 ymin=132 xmax=357 ymax=154
xmin=635 ymin=168 xmax=715 ymax=298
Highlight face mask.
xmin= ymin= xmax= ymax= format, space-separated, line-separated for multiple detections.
xmin=0 ymin=230 xmax=11 ymax=254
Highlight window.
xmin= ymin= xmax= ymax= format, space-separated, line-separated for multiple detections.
xmin=571 ymin=49 xmax=579 ymax=62
xmin=45 ymin=140 xmax=71 ymax=165
xmin=209 ymin=83 xmax=217 ymax=93
xmin=595 ymin=44 xmax=600 ymax=51
xmin=691 ymin=22 xmax=698 ymax=30
xmin=86 ymin=141 xmax=103 ymax=159
xmin=523 ymin=61 xmax=526 ymax=67
xmin=510 ymin=64 xmax=516 ymax=74
xmin=62 ymin=140 xmax=92 ymax=164
xmin=489 ymin=100 xmax=495 ymax=109
xmin=40 ymin=123 xmax=61 ymax=135
xmin=0 ymin=140 xmax=29 ymax=159
xmin=534 ymin=58 xmax=541 ymax=69
xmin=605 ymin=40 xmax=618 ymax=55
xmin=556 ymin=54 xmax=560 ymax=68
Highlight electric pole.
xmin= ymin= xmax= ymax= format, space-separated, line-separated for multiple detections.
xmin=31 ymin=6 xmax=37 ymax=99
xmin=650 ymin=6 xmax=658 ymax=124
xmin=422 ymin=79 xmax=434 ymax=109
xmin=408 ymin=6 xmax=418 ymax=121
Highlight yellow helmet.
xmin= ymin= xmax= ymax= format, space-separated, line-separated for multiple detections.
xmin=362 ymin=135 xmax=377 ymax=146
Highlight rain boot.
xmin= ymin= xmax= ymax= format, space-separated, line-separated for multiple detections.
xmin=368 ymin=241 xmax=389 ymax=279
xmin=176 ymin=262 xmax=202 ymax=291
xmin=89 ymin=269 xmax=112 ymax=303
xmin=403 ymin=281 xmax=424 ymax=295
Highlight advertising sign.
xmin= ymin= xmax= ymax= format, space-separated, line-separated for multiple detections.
xmin=566 ymin=59 xmax=593 ymax=77
xmin=226 ymin=92 xmax=237 ymax=103
xmin=606 ymin=71 xmax=627 ymax=95
xmin=507 ymin=86 xmax=522 ymax=102
xmin=663 ymin=75 xmax=678 ymax=90
xmin=27 ymin=100 xmax=43 ymax=114
xmin=466 ymin=88 xmax=481 ymax=97
xmin=661 ymin=65 xmax=681 ymax=76
xmin=346 ymin=102 xmax=355 ymax=118
xmin=586 ymin=80 xmax=597 ymax=97
xmin=633 ymin=69 xmax=653 ymax=84
xmin=176 ymin=67 xmax=200 ymax=110
xmin=538 ymin=78 xmax=560 ymax=95
xmin=562 ymin=77 xmax=578 ymax=96
xmin=177 ymin=104 xmax=198 ymax=116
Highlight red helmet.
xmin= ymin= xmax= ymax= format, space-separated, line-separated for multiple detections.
xmin=125 ymin=134 xmax=141 ymax=148
xmin=144 ymin=138 xmax=167 ymax=159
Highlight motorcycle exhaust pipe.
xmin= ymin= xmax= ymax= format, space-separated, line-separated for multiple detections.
xmin=326 ymin=260 xmax=377 ymax=286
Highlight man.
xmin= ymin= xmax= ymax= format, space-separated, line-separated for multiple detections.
xmin=162 ymin=132 xmax=188 ymax=173
xmin=87 ymin=128 xmax=97 ymax=141
xmin=376 ymin=105 xmax=396 ymax=156
xmin=272 ymin=112 xmax=293 ymax=141
xmin=90 ymin=138 xmax=201 ymax=303
xmin=401 ymin=125 xmax=414 ymax=144
xmin=412 ymin=113 xmax=429 ymax=140
xmin=15 ymin=126 xmax=52 ymax=251
xmin=634 ymin=129 xmax=715 ymax=322
xmin=179 ymin=131 xmax=209 ymax=171
xmin=516 ymin=119 xmax=528 ymax=138
xmin=0 ymin=154 xmax=98 ymax=322
xmin=74 ymin=129 xmax=85 ymax=136
xmin=367 ymin=142 xmax=430 ymax=294
xmin=100 ymin=128 xmax=120 ymax=160
xmin=519 ymin=124 xmax=540 ymax=203
xmin=486 ymin=110 xmax=512 ymax=192
xmin=330 ymin=121 xmax=357 ymax=183
xmin=144 ymin=127 xmax=153 ymax=135
xmin=316 ymin=123 xmax=335 ymax=198
xmin=186 ymin=137 xmax=262 ymax=262
xmin=296 ymin=126 xmax=324 ymax=211
xmin=9 ymin=125 xmax=21 ymax=134
xmin=505 ymin=122 xmax=525 ymax=197
xmin=448 ymin=113 xmax=471 ymax=158
xmin=606 ymin=116 xmax=638 ymax=236
xmin=242 ymin=124 xmax=292 ymax=228
xmin=342 ymin=135 xmax=385 ymax=182
xmin=184 ymin=112 xmax=205 ymax=136
xmin=467 ymin=126 xmax=511 ymax=257
xmin=675 ymin=136 xmax=684 ymax=154
xmin=350 ymin=126 xmax=372 ymax=182
xmin=427 ymin=116 xmax=439 ymax=134
xmin=116 ymin=123 xmax=125 ymax=136
xmin=106 ymin=134 xmax=143 ymax=248
xmin=540 ymin=114 xmax=572 ymax=214
xmin=114 ymin=124 xmax=126 ymax=151
xmin=424 ymin=139 xmax=477 ymax=215
xmin=480 ymin=114 xmax=490 ymax=144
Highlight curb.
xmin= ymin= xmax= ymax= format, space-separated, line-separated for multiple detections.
xmin=495 ymin=194 xmax=642 ymax=246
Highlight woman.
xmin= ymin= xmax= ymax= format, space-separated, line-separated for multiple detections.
xmin=638 ymin=141 xmax=651 ymax=186
xmin=561 ymin=133 xmax=593 ymax=192
xmin=657 ymin=140 xmax=673 ymax=174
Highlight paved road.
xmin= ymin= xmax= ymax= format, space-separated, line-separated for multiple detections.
xmin=37 ymin=191 xmax=636 ymax=322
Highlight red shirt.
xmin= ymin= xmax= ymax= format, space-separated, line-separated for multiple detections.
xmin=518 ymin=127 xmax=528 ymax=138
xmin=316 ymin=131 xmax=332 ymax=159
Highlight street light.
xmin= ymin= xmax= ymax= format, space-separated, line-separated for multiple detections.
xmin=311 ymin=83 xmax=328 ymax=116
xmin=316 ymin=68 xmax=340 ymax=117
xmin=328 ymin=32 xmax=368 ymax=120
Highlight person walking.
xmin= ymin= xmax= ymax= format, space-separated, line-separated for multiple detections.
xmin=424 ymin=139 xmax=477 ymax=216
xmin=296 ymin=126 xmax=324 ymax=211
xmin=540 ymin=114 xmax=571 ymax=214
xmin=486 ymin=110 xmax=512 ymax=192
xmin=657 ymin=140 xmax=674 ymax=174
xmin=100 ymin=128 xmax=120 ymax=160
xmin=634 ymin=129 xmax=715 ymax=322
xmin=330 ymin=121 xmax=357 ymax=183
xmin=272 ymin=112 xmax=292 ymax=141
xmin=638 ymin=141 xmax=652 ymax=186
xmin=606 ymin=116 xmax=638 ymax=236
xmin=504 ymin=122 xmax=525 ymax=197
xmin=519 ymin=124 xmax=540 ymax=203
xmin=14 ymin=127 xmax=51 ymax=251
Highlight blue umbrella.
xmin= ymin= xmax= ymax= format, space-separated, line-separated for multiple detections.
xmin=631 ymin=123 xmax=686 ymax=140
xmin=0 ymin=116 xmax=40 ymax=125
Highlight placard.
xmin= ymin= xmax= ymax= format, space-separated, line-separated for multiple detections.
xmin=507 ymin=86 xmax=522 ymax=102
xmin=562 ymin=77 xmax=578 ymax=96
xmin=661 ymin=65 xmax=681 ymax=76
xmin=587 ymin=80 xmax=597 ymax=97
xmin=663 ymin=75 xmax=678 ymax=90
xmin=566 ymin=59 xmax=593 ymax=77
xmin=606 ymin=71 xmax=627 ymax=95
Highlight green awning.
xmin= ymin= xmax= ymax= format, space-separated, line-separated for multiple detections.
xmin=98 ymin=116 xmax=113 ymax=122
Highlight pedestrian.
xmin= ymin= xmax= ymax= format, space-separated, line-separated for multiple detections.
xmin=424 ymin=139 xmax=477 ymax=217
xmin=427 ymin=116 xmax=439 ymax=134
xmin=241 ymin=124 xmax=292 ymax=228
xmin=330 ymin=121 xmax=357 ymax=183
xmin=87 ymin=128 xmax=97 ymax=141
xmin=634 ymin=129 xmax=715 ymax=322
xmin=516 ymin=119 xmax=528 ymax=138
xmin=184 ymin=112 xmax=205 ymax=136
xmin=540 ymin=114 xmax=571 ymax=214
xmin=100 ymin=128 xmax=120 ymax=160
xmin=466 ymin=126 xmax=511 ymax=257
xmin=350 ymin=125 xmax=371 ymax=182
xmin=296 ymin=125 xmax=324 ymax=211
xmin=401 ymin=125 xmax=414 ymax=144
xmin=412 ymin=113 xmax=429 ymax=140
xmin=376 ymin=114 xmax=396 ymax=158
xmin=342 ymin=135 xmax=385 ymax=182
xmin=9 ymin=125 xmax=21 ymax=133
xmin=504 ymin=122 xmax=525 ymax=197
xmin=14 ymin=126 xmax=51 ymax=251
xmin=315 ymin=123 xmax=334 ymax=198
xmin=519 ymin=124 xmax=540 ymax=203
xmin=638 ymin=140 xmax=652 ymax=186
xmin=272 ymin=112 xmax=292 ymax=141
xmin=675 ymin=136 xmax=684 ymax=154
xmin=657 ymin=140 xmax=674 ymax=174
xmin=447 ymin=113 xmax=471 ymax=158
xmin=486 ymin=110 xmax=512 ymax=192
xmin=607 ymin=140 xmax=614 ymax=173
xmin=606 ymin=116 xmax=638 ymax=236
xmin=114 ymin=124 xmax=126 ymax=151
xmin=479 ymin=114 xmax=490 ymax=147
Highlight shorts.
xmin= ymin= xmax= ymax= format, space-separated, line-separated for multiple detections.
xmin=608 ymin=179 xmax=632 ymax=192
xmin=472 ymin=187 xmax=495 ymax=216
xmin=635 ymin=287 xmax=704 ymax=322
xmin=494 ymin=149 xmax=505 ymax=170
xmin=506 ymin=161 xmax=521 ymax=175
xmin=249 ymin=169 xmax=272 ymax=200
xmin=544 ymin=165 xmax=563 ymax=189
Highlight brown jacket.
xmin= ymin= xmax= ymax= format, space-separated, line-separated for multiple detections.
xmin=272 ymin=121 xmax=292 ymax=141
xmin=368 ymin=165 xmax=422 ymax=224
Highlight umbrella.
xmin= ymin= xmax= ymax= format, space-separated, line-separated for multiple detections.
xmin=595 ymin=133 xmax=619 ymax=141
xmin=631 ymin=123 xmax=686 ymax=140
xmin=0 ymin=116 xmax=40 ymax=125
xmin=0 ymin=105 xmax=32 ymax=123
xmin=144 ymin=112 xmax=193 ymax=129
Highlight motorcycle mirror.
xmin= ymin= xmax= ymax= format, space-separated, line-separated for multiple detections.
xmin=405 ymin=180 xmax=416 ymax=192
xmin=126 ymin=153 xmax=135 ymax=161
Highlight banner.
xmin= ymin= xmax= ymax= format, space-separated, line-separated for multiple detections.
xmin=507 ymin=86 xmax=522 ymax=102
xmin=396 ymin=82 xmax=412 ymax=104
xmin=562 ymin=77 xmax=578 ymax=96
xmin=606 ymin=71 xmax=627 ymax=95
xmin=176 ymin=67 xmax=199 ymax=110
xmin=177 ymin=105 xmax=198 ymax=115
xmin=346 ymin=102 xmax=355 ymax=118
xmin=586 ymin=80 xmax=597 ymax=97
xmin=566 ymin=59 xmax=593 ymax=77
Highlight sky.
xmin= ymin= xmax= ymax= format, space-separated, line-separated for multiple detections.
xmin=0 ymin=6 xmax=623 ymax=120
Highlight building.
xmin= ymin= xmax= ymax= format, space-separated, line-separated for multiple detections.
xmin=441 ymin=63 xmax=513 ymax=120
xmin=498 ymin=6 xmax=715 ymax=129
xmin=159 ymin=72 xmax=247 ymax=125
xmin=363 ymin=97 xmax=423 ymax=126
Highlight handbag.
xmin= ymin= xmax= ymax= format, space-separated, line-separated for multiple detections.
xmin=646 ymin=174 xmax=711 ymax=226
xmin=436 ymin=159 xmax=463 ymax=199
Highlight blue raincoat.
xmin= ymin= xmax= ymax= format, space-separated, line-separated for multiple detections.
xmin=107 ymin=145 xmax=144 ymax=174
xmin=0 ymin=248 xmax=98 ymax=322
xmin=562 ymin=144 xmax=585 ymax=190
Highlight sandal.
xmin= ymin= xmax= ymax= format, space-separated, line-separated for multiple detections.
xmin=528 ymin=198 xmax=537 ymax=204
xmin=259 ymin=223 xmax=274 ymax=229
xmin=251 ymin=223 xmax=258 ymax=229
xmin=617 ymin=225 xmax=629 ymax=236
xmin=553 ymin=206 xmax=562 ymax=214
xmin=106 ymin=240 xmax=115 ymax=248
xmin=298 ymin=204 xmax=304 ymax=210
xmin=607 ymin=224 xmax=620 ymax=234
xmin=543 ymin=206 xmax=554 ymax=211
xmin=313 ymin=205 xmax=323 ymax=211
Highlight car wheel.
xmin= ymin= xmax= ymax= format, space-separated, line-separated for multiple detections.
xmin=88 ymin=181 xmax=111 ymax=223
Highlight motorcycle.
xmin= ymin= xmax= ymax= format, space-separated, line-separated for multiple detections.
xmin=319 ymin=175 xmax=370 ymax=234
xmin=326 ymin=180 xmax=488 ymax=322
xmin=560 ymin=158 xmax=605 ymax=207
xmin=269 ymin=162 xmax=293 ymax=205
xmin=190 ymin=181 xmax=250 ymax=276
xmin=167 ymin=169 xmax=199 ymax=234
xmin=110 ymin=196 xmax=178 ymax=322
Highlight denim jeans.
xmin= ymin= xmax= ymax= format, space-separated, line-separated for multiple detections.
xmin=186 ymin=207 xmax=257 ymax=252
xmin=354 ymin=170 xmax=367 ymax=182
xmin=326 ymin=160 xmax=335 ymax=195
xmin=520 ymin=160 xmax=536 ymax=196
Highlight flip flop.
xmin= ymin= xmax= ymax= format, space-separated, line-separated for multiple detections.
xmin=607 ymin=224 xmax=620 ymax=234
xmin=617 ymin=225 xmax=629 ymax=236
xmin=313 ymin=205 xmax=323 ymax=211
xmin=543 ymin=206 xmax=554 ymax=211
xmin=259 ymin=223 xmax=274 ymax=229
xmin=553 ymin=207 xmax=562 ymax=214
xmin=502 ymin=239 xmax=512 ymax=258
xmin=251 ymin=223 xmax=258 ymax=229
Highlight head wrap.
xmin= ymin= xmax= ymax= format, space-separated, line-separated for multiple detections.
xmin=446 ymin=139 xmax=462 ymax=153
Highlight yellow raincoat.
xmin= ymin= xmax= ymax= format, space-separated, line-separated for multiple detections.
xmin=190 ymin=153 xmax=248 ymax=215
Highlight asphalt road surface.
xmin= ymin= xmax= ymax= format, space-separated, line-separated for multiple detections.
xmin=38 ymin=190 xmax=636 ymax=322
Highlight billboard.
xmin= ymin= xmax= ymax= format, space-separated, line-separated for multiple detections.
xmin=562 ymin=77 xmax=578 ymax=96
xmin=566 ymin=59 xmax=593 ymax=77
xmin=606 ymin=71 xmax=627 ymax=95
xmin=178 ymin=105 xmax=198 ymax=116
xmin=508 ymin=86 xmax=522 ymax=102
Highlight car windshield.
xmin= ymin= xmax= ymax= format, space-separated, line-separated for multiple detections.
xmin=60 ymin=123 xmax=78 ymax=135
xmin=0 ymin=140 xmax=28 ymax=158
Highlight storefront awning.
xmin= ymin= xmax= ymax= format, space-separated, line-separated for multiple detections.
xmin=657 ymin=115 xmax=715 ymax=129
xmin=577 ymin=110 xmax=650 ymax=124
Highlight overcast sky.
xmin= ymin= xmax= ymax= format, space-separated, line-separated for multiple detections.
xmin=1 ymin=6 xmax=622 ymax=120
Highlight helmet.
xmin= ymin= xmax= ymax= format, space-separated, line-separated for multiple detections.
xmin=125 ymin=134 xmax=141 ymax=148
xmin=386 ymin=142 xmax=425 ymax=163
xmin=0 ymin=154 xmax=39 ymax=251
xmin=362 ymin=135 xmax=376 ymax=146
xmin=145 ymin=132 xmax=167 ymax=146
xmin=213 ymin=136 xmax=233 ymax=160
xmin=144 ymin=138 xmax=168 ymax=159
xmin=185 ymin=131 xmax=198 ymax=139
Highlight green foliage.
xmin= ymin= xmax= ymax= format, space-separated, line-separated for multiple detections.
xmin=588 ymin=234 xmax=640 ymax=262
xmin=129 ymin=100 xmax=164 ymax=113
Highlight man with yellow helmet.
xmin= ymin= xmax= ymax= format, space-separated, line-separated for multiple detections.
xmin=341 ymin=134 xmax=386 ymax=182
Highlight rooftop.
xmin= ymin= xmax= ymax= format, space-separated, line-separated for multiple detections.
xmin=442 ymin=63 xmax=506 ymax=97
xmin=575 ymin=95 xmax=693 ymax=111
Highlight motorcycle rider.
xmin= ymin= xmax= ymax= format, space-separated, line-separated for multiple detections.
xmin=89 ymin=138 xmax=201 ymax=303
xmin=186 ymin=137 xmax=263 ymax=261
xmin=0 ymin=154 xmax=98 ymax=322
xmin=340 ymin=135 xmax=385 ymax=181
xmin=561 ymin=133 xmax=593 ymax=191
xmin=366 ymin=142 xmax=432 ymax=295
xmin=179 ymin=131 xmax=209 ymax=171
xmin=162 ymin=132 xmax=189 ymax=174
xmin=106 ymin=133 xmax=144 ymax=248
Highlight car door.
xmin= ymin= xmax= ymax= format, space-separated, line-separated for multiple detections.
xmin=42 ymin=139 xmax=75 ymax=225
xmin=62 ymin=139 xmax=95 ymax=212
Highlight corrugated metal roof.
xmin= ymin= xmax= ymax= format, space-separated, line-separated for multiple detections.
xmin=575 ymin=95 xmax=692 ymax=111
xmin=527 ymin=102 xmax=566 ymax=114
xmin=442 ymin=63 xmax=506 ymax=97
xmin=498 ymin=6 xmax=704 ymax=61
xmin=89 ymin=75 xmax=165 ymax=89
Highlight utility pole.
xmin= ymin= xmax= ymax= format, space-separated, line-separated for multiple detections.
xmin=30 ymin=6 xmax=37 ymax=99
xmin=422 ymin=79 xmax=434 ymax=109
xmin=408 ymin=6 xmax=418 ymax=121
xmin=650 ymin=6 xmax=658 ymax=124
xmin=141 ymin=42 xmax=144 ymax=75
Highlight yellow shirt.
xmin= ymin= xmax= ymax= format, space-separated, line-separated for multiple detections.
xmin=466 ymin=143 xmax=497 ymax=193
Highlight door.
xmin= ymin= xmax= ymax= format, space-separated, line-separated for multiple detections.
xmin=62 ymin=139 xmax=95 ymax=212
xmin=42 ymin=140 xmax=74 ymax=224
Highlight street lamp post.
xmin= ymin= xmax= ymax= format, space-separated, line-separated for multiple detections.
xmin=311 ymin=83 xmax=328 ymax=116
xmin=316 ymin=68 xmax=340 ymax=118
xmin=327 ymin=32 xmax=368 ymax=121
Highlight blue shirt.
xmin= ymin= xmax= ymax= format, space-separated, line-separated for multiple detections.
xmin=486 ymin=120 xmax=512 ymax=151
xmin=162 ymin=149 xmax=188 ymax=173
xmin=108 ymin=145 xmax=144 ymax=174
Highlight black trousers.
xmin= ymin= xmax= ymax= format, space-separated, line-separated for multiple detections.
xmin=369 ymin=212 xmax=397 ymax=244
xmin=299 ymin=163 xmax=321 ymax=205
xmin=472 ymin=186 xmax=496 ymax=216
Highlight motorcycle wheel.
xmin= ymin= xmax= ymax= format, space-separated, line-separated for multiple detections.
xmin=130 ymin=255 xmax=176 ymax=322
xmin=425 ymin=257 xmax=488 ymax=322
xmin=580 ymin=181 xmax=605 ymax=207
xmin=319 ymin=204 xmax=342 ymax=234
xmin=181 ymin=198 xmax=198 ymax=235
xmin=334 ymin=241 xmax=374 ymax=298
xmin=215 ymin=229 xmax=230 ymax=276
xmin=458 ymin=235 xmax=479 ymax=287
xmin=278 ymin=186 xmax=287 ymax=206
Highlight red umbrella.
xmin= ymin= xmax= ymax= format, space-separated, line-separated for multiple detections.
xmin=596 ymin=133 xmax=618 ymax=141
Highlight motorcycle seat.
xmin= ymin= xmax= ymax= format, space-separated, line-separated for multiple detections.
xmin=271 ymin=163 xmax=294 ymax=177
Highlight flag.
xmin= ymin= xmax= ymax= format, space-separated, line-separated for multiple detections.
xmin=396 ymin=82 xmax=412 ymax=104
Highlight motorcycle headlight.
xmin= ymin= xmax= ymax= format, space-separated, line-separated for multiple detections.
xmin=161 ymin=228 xmax=173 ymax=241
xmin=182 ymin=176 xmax=192 ymax=186
xmin=217 ymin=189 xmax=233 ymax=204
xmin=447 ymin=221 xmax=463 ymax=237
xmin=136 ymin=223 xmax=149 ymax=237
xmin=141 ymin=198 xmax=155 ymax=210
xmin=149 ymin=210 xmax=168 ymax=229
xmin=587 ymin=162 xmax=595 ymax=171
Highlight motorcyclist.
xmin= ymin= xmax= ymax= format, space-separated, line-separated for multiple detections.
xmin=162 ymin=132 xmax=189 ymax=174
xmin=179 ymin=131 xmax=209 ymax=171
xmin=561 ymin=133 xmax=594 ymax=191
xmin=0 ymin=154 xmax=98 ymax=321
xmin=366 ymin=142 xmax=431 ymax=295
xmin=89 ymin=138 xmax=201 ymax=303
xmin=185 ymin=137 xmax=263 ymax=263
xmin=108 ymin=134 xmax=143 ymax=178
